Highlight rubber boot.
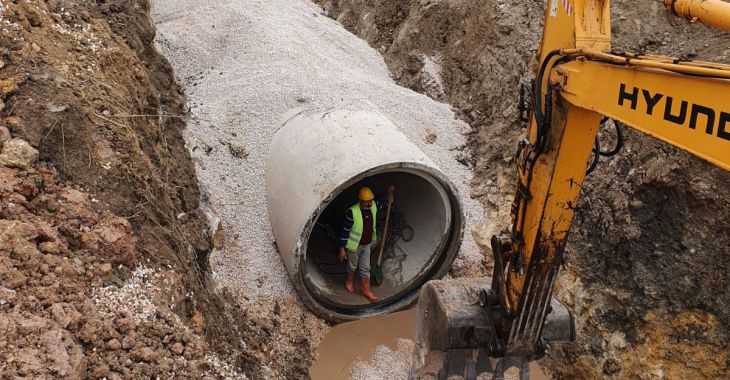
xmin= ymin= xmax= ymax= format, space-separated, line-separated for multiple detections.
xmin=345 ymin=272 xmax=355 ymax=293
xmin=360 ymin=277 xmax=379 ymax=302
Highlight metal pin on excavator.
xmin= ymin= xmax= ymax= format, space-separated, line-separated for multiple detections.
xmin=412 ymin=1 xmax=730 ymax=378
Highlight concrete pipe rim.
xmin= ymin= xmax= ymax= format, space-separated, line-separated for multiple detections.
xmin=295 ymin=162 xmax=465 ymax=322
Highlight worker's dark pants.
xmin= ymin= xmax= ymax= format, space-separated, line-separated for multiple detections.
xmin=345 ymin=241 xmax=375 ymax=278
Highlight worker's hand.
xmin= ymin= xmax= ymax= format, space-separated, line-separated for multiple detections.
xmin=338 ymin=247 xmax=346 ymax=262
xmin=387 ymin=185 xmax=395 ymax=204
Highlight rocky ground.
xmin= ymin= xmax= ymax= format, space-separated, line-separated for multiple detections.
xmin=314 ymin=0 xmax=729 ymax=378
xmin=0 ymin=0 xmax=292 ymax=378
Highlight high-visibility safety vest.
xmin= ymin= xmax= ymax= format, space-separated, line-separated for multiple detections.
xmin=345 ymin=203 xmax=377 ymax=250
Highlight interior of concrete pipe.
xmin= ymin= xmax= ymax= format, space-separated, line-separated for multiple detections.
xmin=301 ymin=166 xmax=459 ymax=317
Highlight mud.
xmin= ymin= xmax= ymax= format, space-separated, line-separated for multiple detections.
xmin=311 ymin=308 xmax=417 ymax=379
xmin=312 ymin=308 xmax=549 ymax=380
xmin=313 ymin=0 xmax=730 ymax=378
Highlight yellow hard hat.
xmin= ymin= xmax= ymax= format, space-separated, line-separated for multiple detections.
xmin=358 ymin=187 xmax=374 ymax=201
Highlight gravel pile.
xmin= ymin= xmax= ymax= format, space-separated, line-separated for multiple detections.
xmin=152 ymin=0 xmax=483 ymax=307
xmin=350 ymin=339 xmax=415 ymax=380
xmin=92 ymin=267 xmax=160 ymax=324
xmin=152 ymin=0 xmax=488 ymax=377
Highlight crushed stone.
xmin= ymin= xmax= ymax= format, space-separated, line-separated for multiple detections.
xmin=92 ymin=266 xmax=160 ymax=324
xmin=152 ymin=0 xmax=484 ymax=309
xmin=350 ymin=339 xmax=416 ymax=380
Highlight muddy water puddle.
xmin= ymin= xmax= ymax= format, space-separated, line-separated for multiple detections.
xmin=310 ymin=308 xmax=417 ymax=379
xmin=310 ymin=308 xmax=550 ymax=380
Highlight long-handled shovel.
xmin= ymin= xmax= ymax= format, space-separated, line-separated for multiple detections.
xmin=374 ymin=195 xmax=393 ymax=286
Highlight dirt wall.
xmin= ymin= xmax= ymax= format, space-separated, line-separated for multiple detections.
xmin=313 ymin=0 xmax=730 ymax=378
xmin=0 ymin=0 xmax=299 ymax=378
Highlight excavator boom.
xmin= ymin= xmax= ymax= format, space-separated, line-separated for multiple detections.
xmin=413 ymin=0 xmax=730 ymax=378
xmin=502 ymin=0 xmax=730 ymax=357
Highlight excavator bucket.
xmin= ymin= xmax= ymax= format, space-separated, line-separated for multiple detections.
xmin=410 ymin=278 xmax=575 ymax=379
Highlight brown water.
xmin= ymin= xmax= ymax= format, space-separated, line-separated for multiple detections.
xmin=310 ymin=308 xmax=417 ymax=379
xmin=310 ymin=308 xmax=550 ymax=380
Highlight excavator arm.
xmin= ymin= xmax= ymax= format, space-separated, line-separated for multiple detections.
xmin=495 ymin=0 xmax=730 ymax=358
xmin=552 ymin=54 xmax=730 ymax=169
xmin=413 ymin=0 xmax=730 ymax=377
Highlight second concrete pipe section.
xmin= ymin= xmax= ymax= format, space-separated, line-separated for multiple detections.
xmin=266 ymin=110 xmax=465 ymax=321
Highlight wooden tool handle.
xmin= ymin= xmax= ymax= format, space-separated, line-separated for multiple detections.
xmin=377 ymin=198 xmax=393 ymax=266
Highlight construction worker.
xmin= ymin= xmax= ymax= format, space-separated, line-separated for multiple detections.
xmin=338 ymin=185 xmax=395 ymax=302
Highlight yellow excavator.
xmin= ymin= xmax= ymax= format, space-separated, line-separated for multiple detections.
xmin=413 ymin=1 xmax=730 ymax=378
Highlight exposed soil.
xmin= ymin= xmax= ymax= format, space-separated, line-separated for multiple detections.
xmin=313 ymin=0 xmax=730 ymax=378
xmin=0 ymin=0 xmax=306 ymax=378
xmin=3 ymin=0 xmax=728 ymax=378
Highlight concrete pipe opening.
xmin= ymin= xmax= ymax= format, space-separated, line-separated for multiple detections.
xmin=266 ymin=110 xmax=464 ymax=321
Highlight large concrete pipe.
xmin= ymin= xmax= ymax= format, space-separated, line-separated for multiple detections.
xmin=266 ymin=110 xmax=465 ymax=321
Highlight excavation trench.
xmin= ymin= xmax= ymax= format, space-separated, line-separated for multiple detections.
xmin=267 ymin=110 xmax=464 ymax=321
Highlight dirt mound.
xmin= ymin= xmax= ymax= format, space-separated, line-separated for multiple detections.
xmin=0 ymin=163 xmax=247 ymax=378
xmin=314 ymin=0 xmax=730 ymax=378
xmin=0 ymin=0 xmax=305 ymax=378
